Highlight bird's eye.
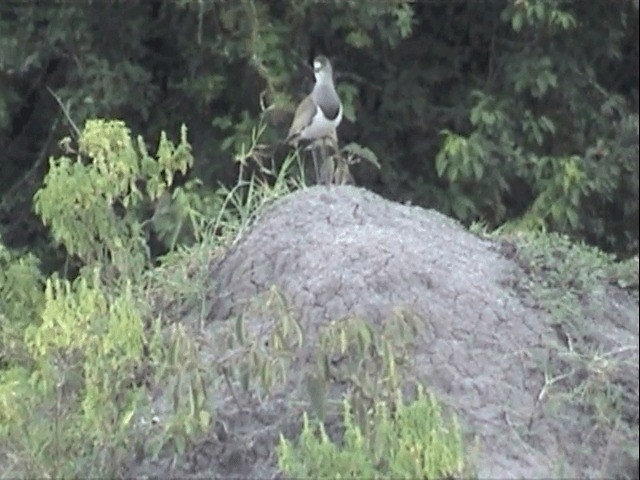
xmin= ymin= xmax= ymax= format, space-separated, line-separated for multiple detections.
xmin=314 ymin=61 xmax=322 ymax=70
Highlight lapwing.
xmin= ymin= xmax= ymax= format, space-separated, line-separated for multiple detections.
xmin=285 ymin=55 xmax=343 ymax=182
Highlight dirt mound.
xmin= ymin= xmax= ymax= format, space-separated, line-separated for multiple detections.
xmin=131 ymin=185 xmax=639 ymax=478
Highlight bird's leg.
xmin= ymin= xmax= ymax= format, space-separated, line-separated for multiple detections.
xmin=321 ymin=140 xmax=328 ymax=184
xmin=319 ymin=137 xmax=335 ymax=185
xmin=311 ymin=144 xmax=321 ymax=184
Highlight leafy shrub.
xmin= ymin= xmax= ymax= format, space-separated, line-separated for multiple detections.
xmin=0 ymin=271 xmax=153 ymax=477
xmin=0 ymin=120 xmax=214 ymax=476
xmin=33 ymin=119 xmax=200 ymax=278
xmin=432 ymin=2 xmax=639 ymax=254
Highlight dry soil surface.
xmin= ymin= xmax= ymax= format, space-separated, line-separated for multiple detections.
xmin=128 ymin=185 xmax=639 ymax=479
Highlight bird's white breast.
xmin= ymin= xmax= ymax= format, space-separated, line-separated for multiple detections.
xmin=299 ymin=104 xmax=343 ymax=141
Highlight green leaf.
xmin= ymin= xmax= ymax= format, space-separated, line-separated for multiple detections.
xmin=306 ymin=374 xmax=327 ymax=422
xmin=341 ymin=142 xmax=380 ymax=168
xmin=512 ymin=11 xmax=524 ymax=31
xmin=472 ymin=159 xmax=484 ymax=180
xmin=435 ymin=150 xmax=448 ymax=178
xmin=337 ymin=83 xmax=359 ymax=123
xmin=346 ymin=30 xmax=373 ymax=49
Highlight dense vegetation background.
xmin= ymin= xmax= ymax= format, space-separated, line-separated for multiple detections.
xmin=1 ymin=0 xmax=638 ymax=264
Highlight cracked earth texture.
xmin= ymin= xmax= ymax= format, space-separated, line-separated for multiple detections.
xmin=129 ymin=185 xmax=638 ymax=479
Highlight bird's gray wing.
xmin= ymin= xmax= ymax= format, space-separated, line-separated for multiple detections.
xmin=285 ymin=94 xmax=317 ymax=144
xmin=313 ymin=84 xmax=341 ymax=120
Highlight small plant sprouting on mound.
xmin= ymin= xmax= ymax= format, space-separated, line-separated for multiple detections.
xmin=305 ymin=310 xmax=420 ymax=424
xmin=277 ymin=384 xmax=467 ymax=479
xmin=215 ymin=287 xmax=304 ymax=400
xmin=208 ymin=291 xmax=467 ymax=478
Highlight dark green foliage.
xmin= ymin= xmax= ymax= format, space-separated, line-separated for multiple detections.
xmin=0 ymin=0 xmax=638 ymax=260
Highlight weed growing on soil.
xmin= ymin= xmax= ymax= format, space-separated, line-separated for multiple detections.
xmin=510 ymin=231 xmax=638 ymax=476
xmin=307 ymin=310 xmax=420 ymax=422
xmin=215 ymin=287 xmax=304 ymax=400
xmin=277 ymin=384 xmax=466 ymax=478
xmin=206 ymin=288 xmax=474 ymax=478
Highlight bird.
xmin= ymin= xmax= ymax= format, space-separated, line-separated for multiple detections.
xmin=285 ymin=55 xmax=343 ymax=183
